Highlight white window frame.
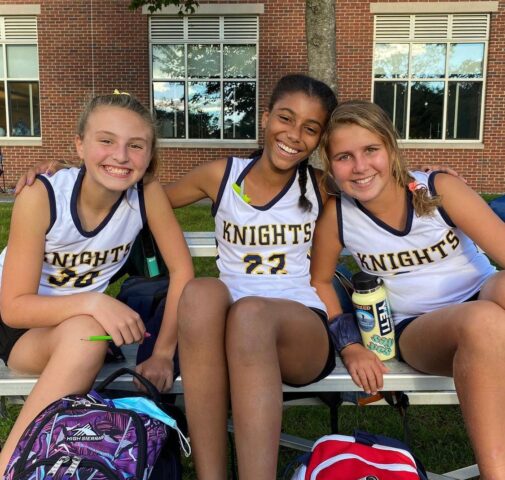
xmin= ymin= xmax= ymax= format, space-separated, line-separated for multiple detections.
xmin=372 ymin=12 xmax=491 ymax=146
xmin=149 ymin=13 xmax=260 ymax=148
xmin=0 ymin=13 xmax=40 ymax=144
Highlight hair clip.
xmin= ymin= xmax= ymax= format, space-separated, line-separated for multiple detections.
xmin=408 ymin=180 xmax=426 ymax=192
xmin=232 ymin=182 xmax=251 ymax=204
xmin=113 ymin=89 xmax=131 ymax=96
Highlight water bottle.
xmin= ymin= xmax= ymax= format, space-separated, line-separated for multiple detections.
xmin=351 ymin=272 xmax=395 ymax=361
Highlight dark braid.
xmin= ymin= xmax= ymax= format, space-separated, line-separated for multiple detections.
xmin=297 ymin=159 xmax=312 ymax=212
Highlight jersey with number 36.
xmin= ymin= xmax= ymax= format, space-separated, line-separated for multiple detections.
xmin=0 ymin=167 xmax=145 ymax=296
xmin=213 ymin=156 xmax=326 ymax=312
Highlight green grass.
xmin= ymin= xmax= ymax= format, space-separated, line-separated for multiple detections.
xmin=0 ymin=199 xmax=490 ymax=477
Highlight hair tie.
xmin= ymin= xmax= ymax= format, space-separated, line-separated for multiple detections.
xmin=408 ymin=180 xmax=426 ymax=192
xmin=113 ymin=89 xmax=130 ymax=96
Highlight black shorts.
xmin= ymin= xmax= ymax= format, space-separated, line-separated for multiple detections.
xmin=283 ymin=308 xmax=336 ymax=388
xmin=0 ymin=314 xmax=27 ymax=365
xmin=395 ymin=290 xmax=481 ymax=362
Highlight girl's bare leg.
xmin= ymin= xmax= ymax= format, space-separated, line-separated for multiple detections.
xmin=400 ymin=272 xmax=505 ymax=480
xmin=226 ymin=297 xmax=330 ymax=480
xmin=0 ymin=315 xmax=108 ymax=476
xmin=177 ymin=278 xmax=233 ymax=480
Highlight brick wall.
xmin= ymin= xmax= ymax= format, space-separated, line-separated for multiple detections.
xmin=0 ymin=0 xmax=503 ymax=192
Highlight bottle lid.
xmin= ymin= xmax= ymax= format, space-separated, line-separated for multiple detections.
xmin=351 ymin=271 xmax=382 ymax=291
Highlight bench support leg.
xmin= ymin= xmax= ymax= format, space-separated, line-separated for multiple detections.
xmin=0 ymin=396 xmax=7 ymax=418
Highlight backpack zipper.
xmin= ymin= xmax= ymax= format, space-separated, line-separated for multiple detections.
xmin=46 ymin=455 xmax=71 ymax=477
xmin=13 ymin=454 xmax=122 ymax=480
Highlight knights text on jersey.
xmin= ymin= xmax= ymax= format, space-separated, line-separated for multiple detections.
xmin=213 ymin=156 xmax=326 ymax=312
xmin=339 ymin=170 xmax=495 ymax=324
xmin=0 ymin=167 xmax=146 ymax=296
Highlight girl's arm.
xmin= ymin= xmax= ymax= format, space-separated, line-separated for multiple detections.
xmin=310 ymin=196 xmax=345 ymax=315
xmin=0 ymin=182 xmax=146 ymax=345
xmin=136 ymin=179 xmax=194 ymax=392
xmin=434 ymin=173 xmax=505 ymax=267
xmin=311 ymin=196 xmax=388 ymax=394
xmin=163 ymin=158 xmax=228 ymax=208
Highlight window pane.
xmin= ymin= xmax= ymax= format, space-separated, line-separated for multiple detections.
xmin=188 ymin=81 xmax=220 ymax=138
xmin=446 ymin=82 xmax=482 ymax=139
xmin=0 ymin=84 xmax=6 ymax=136
xmin=152 ymin=44 xmax=184 ymax=78
xmin=411 ymin=44 xmax=446 ymax=79
xmin=153 ymin=82 xmax=185 ymax=139
xmin=448 ymin=43 xmax=484 ymax=78
xmin=409 ymin=82 xmax=444 ymax=139
xmin=374 ymin=82 xmax=407 ymax=138
xmin=223 ymin=45 xmax=256 ymax=78
xmin=188 ymin=45 xmax=220 ymax=78
xmin=373 ymin=44 xmax=409 ymax=79
xmin=7 ymin=45 xmax=38 ymax=78
xmin=224 ymin=82 xmax=255 ymax=139
xmin=0 ymin=48 xmax=4 ymax=78
xmin=9 ymin=82 xmax=40 ymax=137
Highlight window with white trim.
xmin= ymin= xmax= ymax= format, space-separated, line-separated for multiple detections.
xmin=150 ymin=15 xmax=258 ymax=141
xmin=373 ymin=14 xmax=488 ymax=141
xmin=0 ymin=16 xmax=40 ymax=138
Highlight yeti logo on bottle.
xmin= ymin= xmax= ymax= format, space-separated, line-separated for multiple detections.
xmin=377 ymin=299 xmax=392 ymax=336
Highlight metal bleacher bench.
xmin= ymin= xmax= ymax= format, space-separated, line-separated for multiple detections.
xmin=0 ymin=232 xmax=478 ymax=480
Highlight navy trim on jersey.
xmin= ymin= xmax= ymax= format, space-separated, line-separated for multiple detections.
xmin=212 ymin=156 xmax=234 ymax=217
xmin=70 ymin=166 xmax=126 ymax=238
xmin=235 ymin=156 xmax=298 ymax=211
xmin=35 ymin=174 xmax=56 ymax=234
xmin=428 ymin=171 xmax=456 ymax=228
xmin=308 ymin=164 xmax=323 ymax=218
xmin=235 ymin=155 xmax=258 ymax=187
xmin=354 ymin=190 xmax=414 ymax=237
xmin=335 ymin=195 xmax=345 ymax=247
xmin=137 ymin=179 xmax=147 ymax=227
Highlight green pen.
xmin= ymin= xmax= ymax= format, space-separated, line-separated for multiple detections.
xmin=81 ymin=332 xmax=151 ymax=341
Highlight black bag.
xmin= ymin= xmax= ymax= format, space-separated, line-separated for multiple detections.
xmin=489 ymin=194 xmax=505 ymax=221
xmin=116 ymin=275 xmax=172 ymax=368
xmin=127 ymin=224 xmax=168 ymax=278
xmin=114 ymin=223 xmax=172 ymax=368
xmin=110 ymin=224 xmax=168 ymax=284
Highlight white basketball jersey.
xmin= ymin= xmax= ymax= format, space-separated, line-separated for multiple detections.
xmin=213 ymin=156 xmax=326 ymax=312
xmin=0 ymin=167 xmax=145 ymax=295
xmin=339 ymin=171 xmax=495 ymax=324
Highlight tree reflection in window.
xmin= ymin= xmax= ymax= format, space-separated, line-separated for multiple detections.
xmin=151 ymin=33 xmax=257 ymax=140
xmin=153 ymin=82 xmax=185 ymax=139
xmin=188 ymin=82 xmax=221 ymax=139
xmin=224 ymin=82 xmax=255 ymax=139
xmin=373 ymin=39 xmax=485 ymax=140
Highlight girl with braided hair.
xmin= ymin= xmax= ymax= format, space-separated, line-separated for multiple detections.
xmin=173 ymin=74 xmax=338 ymax=479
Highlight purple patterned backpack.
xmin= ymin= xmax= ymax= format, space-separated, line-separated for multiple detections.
xmin=4 ymin=369 xmax=187 ymax=480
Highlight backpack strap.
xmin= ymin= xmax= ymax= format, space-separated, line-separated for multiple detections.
xmin=140 ymin=225 xmax=161 ymax=278
xmin=96 ymin=367 xmax=161 ymax=402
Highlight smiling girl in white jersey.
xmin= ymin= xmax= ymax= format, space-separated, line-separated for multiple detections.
xmin=0 ymin=92 xmax=193 ymax=476
xmin=311 ymin=100 xmax=505 ymax=479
